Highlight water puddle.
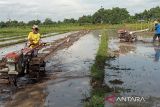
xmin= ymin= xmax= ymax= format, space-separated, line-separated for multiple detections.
xmin=44 ymin=31 xmax=100 ymax=107
xmin=105 ymin=38 xmax=160 ymax=106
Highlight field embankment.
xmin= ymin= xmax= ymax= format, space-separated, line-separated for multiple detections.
xmin=84 ymin=30 xmax=111 ymax=107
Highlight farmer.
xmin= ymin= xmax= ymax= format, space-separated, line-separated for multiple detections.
xmin=27 ymin=25 xmax=41 ymax=48
xmin=153 ymin=21 xmax=160 ymax=42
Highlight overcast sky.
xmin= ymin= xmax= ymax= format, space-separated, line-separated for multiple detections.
xmin=0 ymin=0 xmax=159 ymax=22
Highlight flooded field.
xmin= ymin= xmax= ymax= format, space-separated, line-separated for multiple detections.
xmin=44 ymin=31 xmax=99 ymax=107
xmin=105 ymin=38 xmax=160 ymax=107
xmin=0 ymin=31 xmax=100 ymax=107
xmin=1 ymin=29 xmax=159 ymax=107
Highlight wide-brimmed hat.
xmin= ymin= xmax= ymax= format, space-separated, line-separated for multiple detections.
xmin=32 ymin=25 xmax=39 ymax=29
xmin=154 ymin=21 xmax=159 ymax=24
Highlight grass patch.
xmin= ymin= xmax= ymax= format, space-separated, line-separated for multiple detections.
xmin=0 ymin=23 xmax=152 ymax=39
xmin=0 ymin=24 xmax=110 ymax=37
xmin=84 ymin=30 xmax=110 ymax=107
xmin=91 ymin=30 xmax=108 ymax=86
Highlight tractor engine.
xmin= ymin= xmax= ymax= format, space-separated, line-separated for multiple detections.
xmin=118 ymin=29 xmax=137 ymax=42
xmin=0 ymin=46 xmax=46 ymax=86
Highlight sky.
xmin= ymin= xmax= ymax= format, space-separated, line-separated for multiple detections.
xmin=0 ymin=0 xmax=159 ymax=22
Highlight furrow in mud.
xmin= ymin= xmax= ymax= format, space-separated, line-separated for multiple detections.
xmin=0 ymin=30 xmax=100 ymax=107
xmin=105 ymin=37 xmax=160 ymax=107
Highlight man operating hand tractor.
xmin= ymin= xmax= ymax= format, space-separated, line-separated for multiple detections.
xmin=27 ymin=25 xmax=41 ymax=48
xmin=153 ymin=21 xmax=160 ymax=42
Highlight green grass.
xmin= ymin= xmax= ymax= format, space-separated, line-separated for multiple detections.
xmin=0 ymin=24 xmax=110 ymax=37
xmin=84 ymin=30 xmax=110 ymax=107
xmin=0 ymin=23 xmax=152 ymax=38
xmin=92 ymin=30 xmax=108 ymax=84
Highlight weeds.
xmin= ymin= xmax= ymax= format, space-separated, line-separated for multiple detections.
xmin=84 ymin=30 xmax=109 ymax=107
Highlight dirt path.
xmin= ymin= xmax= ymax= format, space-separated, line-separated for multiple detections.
xmin=0 ymin=30 xmax=100 ymax=107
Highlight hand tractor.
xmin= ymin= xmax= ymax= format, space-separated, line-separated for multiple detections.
xmin=0 ymin=36 xmax=71 ymax=86
xmin=0 ymin=30 xmax=87 ymax=86
xmin=118 ymin=29 xmax=149 ymax=42
xmin=118 ymin=29 xmax=137 ymax=42
xmin=0 ymin=44 xmax=46 ymax=86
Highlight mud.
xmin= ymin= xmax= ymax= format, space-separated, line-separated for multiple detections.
xmin=44 ymin=31 xmax=100 ymax=107
xmin=0 ymin=31 xmax=100 ymax=107
xmin=105 ymin=37 xmax=160 ymax=107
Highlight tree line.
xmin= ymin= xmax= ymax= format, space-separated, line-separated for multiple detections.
xmin=0 ymin=6 xmax=160 ymax=28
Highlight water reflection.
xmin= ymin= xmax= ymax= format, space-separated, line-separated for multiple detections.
xmin=118 ymin=44 xmax=136 ymax=55
xmin=105 ymin=39 xmax=160 ymax=106
xmin=154 ymin=44 xmax=160 ymax=62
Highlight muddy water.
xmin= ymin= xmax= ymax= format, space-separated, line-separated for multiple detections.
xmin=1 ymin=31 xmax=100 ymax=107
xmin=44 ymin=31 xmax=99 ymax=107
xmin=105 ymin=39 xmax=160 ymax=106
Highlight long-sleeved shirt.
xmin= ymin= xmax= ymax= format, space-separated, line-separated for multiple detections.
xmin=28 ymin=32 xmax=40 ymax=48
xmin=155 ymin=24 xmax=160 ymax=35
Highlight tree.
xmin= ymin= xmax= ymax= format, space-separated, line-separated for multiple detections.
xmin=28 ymin=20 xmax=41 ymax=25
xmin=0 ymin=21 xmax=7 ymax=28
xmin=18 ymin=21 xmax=25 ymax=26
xmin=134 ymin=6 xmax=160 ymax=21
xmin=78 ymin=15 xmax=92 ymax=24
xmin=5 ymin=20 xmax=19 ymax=27
xmin=43 ymin=18 xmax=53 ymax=25
xmin=92 ymin=7 xmax=130 ymax=24
xmin=110 ymin=7 xmax=130 ymax=24
xmin=92 ymin=8 xmax=106 ymax=24
xmin=149 ymin=6 xmax=160 ymax=20
xmin=63 ymin=18 xmax=77 ymax=23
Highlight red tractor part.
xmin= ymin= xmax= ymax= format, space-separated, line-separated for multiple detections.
xmin=0 ymin=45 xmax=46 ymax=86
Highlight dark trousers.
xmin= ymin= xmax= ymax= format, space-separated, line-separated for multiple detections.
xmin=153 ymin=34 xmax=160 ymax=42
